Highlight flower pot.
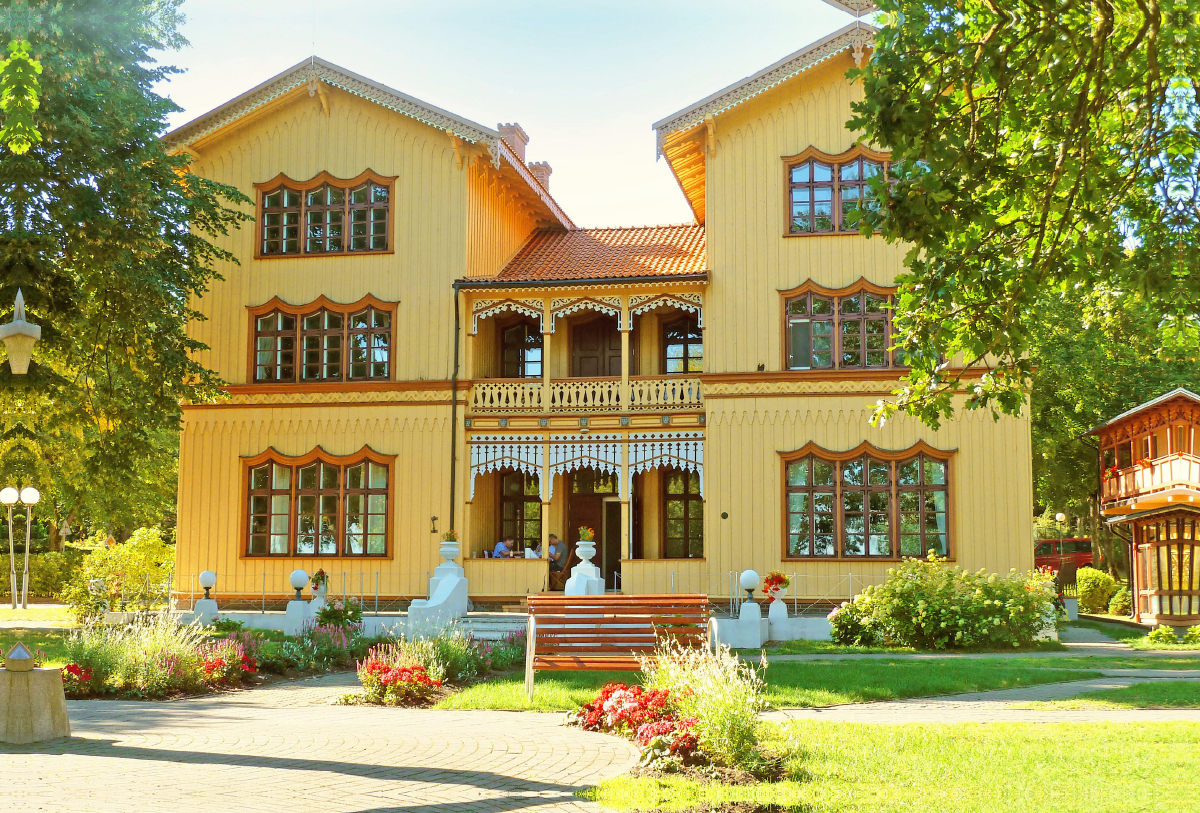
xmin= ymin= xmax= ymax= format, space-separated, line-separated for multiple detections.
xmin=767 ymin=586 xmax=786 ymax=603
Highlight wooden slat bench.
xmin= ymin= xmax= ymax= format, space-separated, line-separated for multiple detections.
xmin=524 ymin=593 xmax=710 ymax=698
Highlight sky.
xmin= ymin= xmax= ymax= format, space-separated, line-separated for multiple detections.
xmin=157 ymin=1 xmax=859 ymax=228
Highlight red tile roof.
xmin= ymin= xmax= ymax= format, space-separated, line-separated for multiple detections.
xmin=495 ymin=224 xmax=706 ymax=282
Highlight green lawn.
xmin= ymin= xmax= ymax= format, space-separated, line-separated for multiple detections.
xmin=0 ymin=627 xmax=70 ymax=664
xmin=583 ymin=721 xmax=1200 ymax=812
xmin=756 ymin=638 xmax=1065 ymax=656
xmin=1067 ymin=618 xmax=1146 ymax=640
xmin=963 ymin=654 xmax=1200 ymax=670
xmin=438 ymin=659 xmax=1097 ymax=711
xmin=0 ymin=605 xmax=74 ymax=624
xmin=1018 ymin=680 xmax=1200 ymax=710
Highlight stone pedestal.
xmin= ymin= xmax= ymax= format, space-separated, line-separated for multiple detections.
xmin=712 ymin=600 xmax=770 ymax=648
xmin=409 ymin=540 xmax=469 ymax=634
xmin=284 ymin=599 xmax=312 ymax=636
xmin=0 ymin=668 xmax=71 ymax=743
xmin=193 ymin=597 xmax=219 ymax=625
xmin=564 ymin=539 xmax=603 ymax=596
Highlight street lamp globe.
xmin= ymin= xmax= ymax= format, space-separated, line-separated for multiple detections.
xmin=1055 ymin=512 xmax=1067 ymax=524
xmin=0 ymin=487 xmax=17 ymax=506
xmin=289 ymin=569 xmax=310 ymax=600
xmin=198 ymin=570 xmax=217 ymax=599
xmin=19 ymin=487 xmax=39 ymax=506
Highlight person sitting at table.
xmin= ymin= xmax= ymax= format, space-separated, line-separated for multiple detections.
xmin=547 ymin=534 xmax=568 ymax=571
xmin=524 ymin=540 xmax=542 ymax=559
xmin=492 ymin=536 xmax=515 ymax=559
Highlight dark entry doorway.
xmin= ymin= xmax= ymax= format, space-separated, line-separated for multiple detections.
xmin=601 ymin=498 xmax=622 ymax=591
xmin=567 ymin=468 xmax=620 ymax=591
xmin=571 ymin=318 xmax=622 ymax=377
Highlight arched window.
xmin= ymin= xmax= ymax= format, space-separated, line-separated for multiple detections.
xmin=251 ymin=298 xmax=395 ymax=383
xmin=255 ymin=171 xmax=394 ymax=257
xmin=254 ymin=311 xmax=297 ymax=381
xmin=788 ymin=159 xmax=834 ymax=233
xmin=786 ymin=149 xmax=889 ymax=234
xmin=348 ymin=182 xmax=390 ymax=251
xmin=261 ymin=187 xmax=301 ymax=254
xmin=783 ymin=283 xmax=902 ymax=371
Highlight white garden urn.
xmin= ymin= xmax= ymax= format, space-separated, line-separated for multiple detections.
xmin=565 ymin=535 xmax=603 ymax=595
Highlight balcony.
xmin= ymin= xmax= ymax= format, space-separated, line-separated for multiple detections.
xmin=1102 ymin=453 xmax=1200 ymax=508
xmin=469 ymin=375 xmax=702 ymax=414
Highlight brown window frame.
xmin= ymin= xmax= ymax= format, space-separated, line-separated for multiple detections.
xmin=662 ymin=467 xmax=704 ymax=559
xmin=254 ymin=170 xmax=396 ymax=259
xmin=240 ymin=447 xmax=395 ymax=560
xmin=246 ymin=295 xmax=397 ymax=385
xmin=780 ymin=278 xmax=903 ymax=371
xmin=498 ymin=470 xmax=542 ymax=555
xmin=662 ymin=316 xmax=704 ymax=375
xmin=781 ymin=441 xmax=954 ymax=562
xmin=499 ymin=319 xmax=544 ymax=379
xmin=783 ymin=146 xmax=889 ymax=236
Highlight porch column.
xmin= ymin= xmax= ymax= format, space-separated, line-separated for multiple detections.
xmin=620 ymin=296 xmax=630 ymax=408
xmin=621 ymin=431 xmax=631 ymax=566
xmin=462 ymin=500 xmax=472 ymax=557
xmin=542 ymin=297 xmax=552 ymax=411
xmin=541 ymin=431 xmax=551 ymax=559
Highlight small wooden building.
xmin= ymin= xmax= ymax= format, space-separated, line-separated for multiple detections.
xmin=1091 ymin=388 xmax=1200 ymax=625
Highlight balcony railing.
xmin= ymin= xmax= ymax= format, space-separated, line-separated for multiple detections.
xmin=1102 ymin=453 xmax=1200 ymax=504
xmin=629 ymin=376 xmax=702 ymax=410
xmin=469 ymin=376 xmax=703 ymax=414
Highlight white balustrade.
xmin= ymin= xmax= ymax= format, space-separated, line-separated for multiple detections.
xmin=549 ymin=378 xmax=622 ymax=412
xmin=471 ymin=376 xmax=702 ymax=414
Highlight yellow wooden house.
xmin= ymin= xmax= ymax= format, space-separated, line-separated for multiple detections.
xmin=169 ymin=24 xmax=1033 ymax=605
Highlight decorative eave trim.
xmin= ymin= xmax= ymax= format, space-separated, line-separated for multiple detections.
xmin=496 ymin=139 xmax=574 ymax=230
xmin=456 ymin=273 xmax=710 ymax=291
xmin=241 ymin=444 xmax=396 ymax=467
xmin=164 ymin=57 xmax=498 ymax=150
xmin=777 ymin=276 xmax=896 ymax=299
xmin=247 ymin=294 xmax=398 ymax=317
xmin=779 ymin=439 xmax=955 ymax=464
xmin=652 ymin=22 xmax=877 ymax=155
xmin=252 ymin=169 xmax=397 ymax=193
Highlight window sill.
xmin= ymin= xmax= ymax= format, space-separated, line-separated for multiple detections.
xmin=781 ymin=556 xmax=955 ymax=564
xmin=782 ymin=231 xmax=872 ymax=239
xmin=253 ymin=248 xmax=396 ymax=260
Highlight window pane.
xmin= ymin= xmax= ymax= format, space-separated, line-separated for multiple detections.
xmin=791 ymin=163 xmax=810 ymax=184
xmin=789 ymin=320 xmax=812 ymax=369
xmin=898 ymin=460 xmax=919 ymax=485
xmin=811 ymin=296 xmax=833 ymax=316
xmin=813 ymin=460 xmax=835 ymax=486
xmin=924 ymin=459 xmax=947 ymax=485
xmin=842 ymin=459 xmax=864 ymax=486
xmin=812 ymin=162 xmax=832 ymax=182
xmin=787 ymin=460 xmax=809 ymax=486
xmin=839 ymin=160 xmax=860 ymax=182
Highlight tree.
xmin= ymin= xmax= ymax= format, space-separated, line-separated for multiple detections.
xmin=849 ymin=0 xmax=1199 ymax=428
xmin=0 ymin=1 xmax=249 ymax=531
xmin=1029 ymin=285 xmax=1200 ymax=574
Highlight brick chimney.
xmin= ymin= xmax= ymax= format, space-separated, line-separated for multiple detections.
xmin=498 ymin=123 xmax=529 ymax=163
xmin=527 ymin=161 xmax=552 ymax=191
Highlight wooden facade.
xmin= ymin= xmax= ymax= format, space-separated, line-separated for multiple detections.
xmin=170 ymin=29 xmax=1033 ymax=604
xmin=1092 ymin=388 xmax=1200 ymax=625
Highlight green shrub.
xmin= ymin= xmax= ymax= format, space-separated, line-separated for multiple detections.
xmin=1146 ymin=625 xmax=1179 ymax=645
xmin=640 ymin=641 xmax=766 ymax=771
xmin=299 ymin=623 xmax=355 ymax=669
xmin=1077 ymin=568 xmax=1118 ymax=613
xmin=0 ymin=550 xmax=85 ymax=599
xmin=1108 ymin=586 xmax=1132 ymax=616
xmin=1184 ymin=626 xmax=1200 ymax=645
xmin=314 ymin=596 xmax=364 ymax=629
xmin=63 ymin=615 xmax=211 ymax=697
xmin=831 ymin=553 xmax=1057 ymax=650
xmin=60 ymin=528 xmax=174 ymax=620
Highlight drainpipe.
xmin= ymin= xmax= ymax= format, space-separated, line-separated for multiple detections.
xmin=450 ymin=281 xmax=462 ymax=531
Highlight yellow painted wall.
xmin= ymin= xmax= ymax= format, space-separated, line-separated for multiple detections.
xmin=175 ymin=404 xmax=455 ymax=598
xmin=465 ymin=161 xmax=539 ymax=279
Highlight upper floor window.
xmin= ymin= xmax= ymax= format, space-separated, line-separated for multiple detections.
xmin=663 ymin=317 xmax=703 ymax=374
xmin=786 ymin=149 xmax=888 ymax=235
xmin=783 ymin=283 xmax=902 ymax=370
xmin=256 ymin=171 xmax=394 ymax=258
xmin=501 ymin=321 xmax=543 ymax=378
xmin=252 ymin=297 xmax=394 ymax=384
xmin=246 ymin=449 xmax=391 ymax=557
xmin=784 ymin=445 xmax=950 ymax=560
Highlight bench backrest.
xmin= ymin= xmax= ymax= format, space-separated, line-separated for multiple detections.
xmin=527 ymin=594 xmax=709 ymax=658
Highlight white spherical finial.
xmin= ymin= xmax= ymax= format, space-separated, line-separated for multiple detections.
xmin=0 ymin=487 xmax=17 ymax=506
xmin=289 ymin=569 xmax=310 ymax=590
xmin=739 ymin=569 xmax=761 ymax=592
xmin=1054 ymin=512 xmax=1066 ymax=524
xmin=198 ymin=571 xmax=217 ymax=589
xmin=19 ymin=487 xmax=40 ymax=506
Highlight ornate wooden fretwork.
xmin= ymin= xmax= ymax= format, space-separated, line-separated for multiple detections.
xmin=468 ymin=435 xmax=544 ymax=500
xmin=628 ymin=292 xmax=703 ymax=327
xmin=547 ymin=434 xmax=623 ymax=500
xmin=549 ymin=296 xmax=623 ymax=332
xmin=627 ymin=432 xmax=704 ymax=497
xmin=471 ymin=298 xmax=545 ymax=334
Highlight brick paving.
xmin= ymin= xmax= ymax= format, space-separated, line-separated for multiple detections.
xmin=1 ymin=673 xmax=638 ymax=813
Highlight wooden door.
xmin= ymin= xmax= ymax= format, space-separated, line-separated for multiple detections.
xmin=601 ymin=499 xmax=622 ymax=591
xmin=571 ymin=318 xmax=622 ymax=377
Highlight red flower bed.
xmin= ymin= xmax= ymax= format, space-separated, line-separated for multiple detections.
xmin=574 ymin=682 xmax=674 ymax=734
xmin=358 ymin=658 xmax=442 ymax=706
xmin=61 ymin=663 xmax=94 ymax=696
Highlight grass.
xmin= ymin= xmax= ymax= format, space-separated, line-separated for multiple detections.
xmin=1128 ymin=638 xmax=1200 ymax=651
xmin=437 ymin=659 xmax=1097 ymax=711
xmin=756 ymin=638 xmax=1065 ymax=656
xmin=928 ymin=654 xmax=1200 ymax=670
xmin=0 ymin=605 xmax=74 ymax=623
xmin=1066 ymin=618 xmax=1146 ymax=640
xmin=583 ymin=721 xmax=1200 ymax=812
xmin=0 ymin=627 xmax=70 ymax=664
xmin=1017 ymin=680 xmax=1200 ymax=710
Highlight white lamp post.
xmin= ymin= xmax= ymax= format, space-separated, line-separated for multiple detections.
xmin=1 ymin=487 xmax=17 ymax=610
xmin=0 ymin=289 xmax=41 ymax=375
xmin=19 ymin=487 xmax=39 ymax=609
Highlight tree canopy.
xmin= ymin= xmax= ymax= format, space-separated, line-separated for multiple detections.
xmin=0 ymin=0 xmax=248 ymax=536
xmin=850 ymin=0 xmax=1200 ymax=428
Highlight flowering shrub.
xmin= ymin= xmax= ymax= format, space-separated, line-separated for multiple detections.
xmin=1147 ymin=625 xmax=1179 ymax=645
xmin=635 ymin=716 xmax=702 ymax=768
xmin=830 ymin=552 xmax=1057 ymax=650
xmin=299 ymin=622 xmax=355 ymax=668
xmin=197 ymin=637 xmax=256 ymax=686
xmin=1185 ymin=626 xmax=1200 ymax=645
xmin=573 ymin=682 xmax=675 ymax=734
xmin=1076 ymin=568 xmax=1118 ymax=613
xmin=641 ymin=641 xmax=766 ymax=770
xmin=474 ymin=628 xmax=526 ymax=672
xmin=358 ymin=658 xmax=442 ymax=706
xmin=61 ymin=663 xmax=94 ymax=697
xmin=315 ymin=597 xmax=364 ymax=629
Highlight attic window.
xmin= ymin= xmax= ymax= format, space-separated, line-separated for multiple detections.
xmin=256 ymin=171 xmax=395 ymax=258
xmin=785 ymin=148 xmax=888 ymax=235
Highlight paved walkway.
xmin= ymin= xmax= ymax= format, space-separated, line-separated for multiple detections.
xmin=2 ymin=673 xmax=637 ymax=813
